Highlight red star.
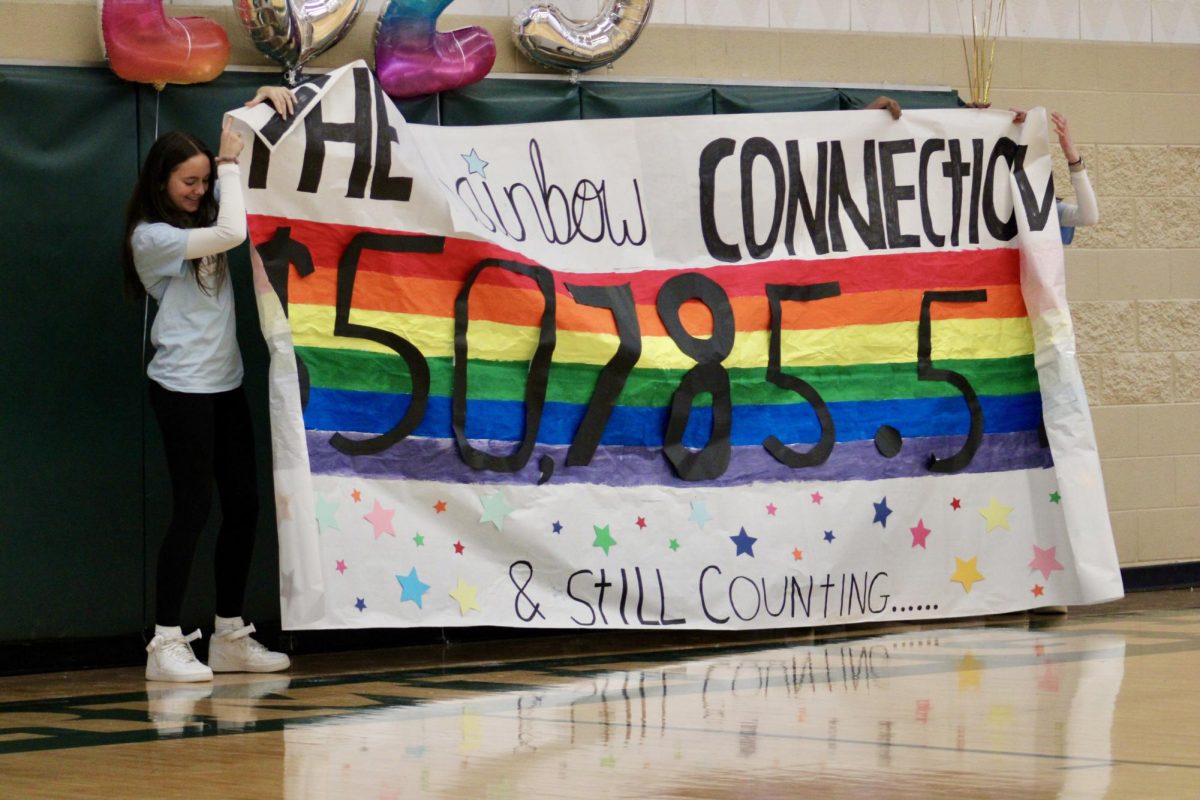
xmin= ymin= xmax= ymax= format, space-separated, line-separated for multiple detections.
xmin=810 ymin=491 xmax=823 ymax=504
xmin=351 ymin=489 xmax=361 ymax=503
xmin=636 ymin=516 xmax=647 ymax=529
xmin=766 ymin=503 xmax=778 ymax=516
xmin=1031 ymin=584 xmax=1045 ymax=597
xmin=791 ymin=547 xmax=803 ymax=561
xmin=434 ymin=500 xmax=447 ymax=514
xmin=453 ymin=541 xmax=465 ymax=555
xmin=950 ymin=497 xmax=961 ymax=510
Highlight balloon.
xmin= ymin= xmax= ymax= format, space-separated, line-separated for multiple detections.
xmin=375 ymin=0 xmax=497 ymax=99
xmin=100 ymin=0 xmax=230 ymax=89
xmin=232 ymin=0 xmax=367 ymax=85
xmin=512 ymin=0 xmax=654 ymax=73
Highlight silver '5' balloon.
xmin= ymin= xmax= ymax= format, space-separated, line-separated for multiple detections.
xmin=233 ymin=0 xmax=366 ymax=84
xmin=512 ymin=0 xmax=654 ymax=72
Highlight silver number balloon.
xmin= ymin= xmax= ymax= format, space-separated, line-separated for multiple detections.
xmin=233 ymin=0 xmax=367 ymax=84
xmin=512 ymin=0 xmax=654 ymax=72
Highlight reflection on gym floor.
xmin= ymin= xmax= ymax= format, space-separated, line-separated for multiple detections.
xmin=1 ymin=597 xmax=1198 ymax=798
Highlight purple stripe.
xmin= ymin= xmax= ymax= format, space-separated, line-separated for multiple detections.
xmin=305 ymin=431 xmax=1052 ymax=487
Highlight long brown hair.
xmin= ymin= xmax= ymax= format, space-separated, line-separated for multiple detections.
xmin=122 ymin=131 xmax=228 ymax=301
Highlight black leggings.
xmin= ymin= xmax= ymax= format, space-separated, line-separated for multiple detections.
xmin=148 ymin=382 xmax=259 ymax=626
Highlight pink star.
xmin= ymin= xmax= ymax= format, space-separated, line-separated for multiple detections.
xmin=1029 ymin=544 xmax=1064 ymax=580
xmin=363 ymin=499 xmax=396 ymax=539
xmin=335 ymin=559 xmax=347 ymax=575
xmin=766 ymin=503 xmax=777 ymax=516
xmin=810 ymin=491 xmax=823 ymax=505
xmin=636 ymin=516 xmax=647 ymax=529
xmin=910 ymin=518 xmax=931 ymax=548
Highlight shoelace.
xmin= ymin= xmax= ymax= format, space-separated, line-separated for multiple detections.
xmin=146 ymin=629 xmax=203 ymax=662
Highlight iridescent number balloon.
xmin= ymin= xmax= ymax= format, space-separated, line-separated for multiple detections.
xmin=232 ymin=0 xmax=366 ymax=85
xmin=375 ymin=0 xmax=497 ymax=99
xmin=100 ymin=0 xmax=230 ymax=89
xmin=512 ymin=0 xmax=654 ymax=72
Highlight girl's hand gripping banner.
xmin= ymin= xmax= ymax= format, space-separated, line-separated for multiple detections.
xmin=228 ymin=61 xmax=1122 ymax=631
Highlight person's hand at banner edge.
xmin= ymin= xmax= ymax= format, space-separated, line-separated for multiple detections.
xmin=246 ymin=85 xmax=298 ymax=120
xmin=866 ymin=95 xmax=901 ymax=119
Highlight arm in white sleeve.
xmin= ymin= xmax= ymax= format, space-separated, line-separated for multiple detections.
xmin=184 ymin=163 xmax=247 ymax=259
xmin=1059 ymin=169 xmax=1099 ymax=228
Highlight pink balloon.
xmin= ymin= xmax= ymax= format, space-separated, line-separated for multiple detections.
xmin=100 ymin=0 xmax=230 ymax=89
xmin=375 ymin=0 xmax=496 ymax=99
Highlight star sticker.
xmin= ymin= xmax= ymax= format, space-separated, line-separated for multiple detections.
xmin=552 ymin=520 xmax=563 ymax=534
xmin=811 ymin=491 xmax=823 ymax=505
xmin=792 ymin=547 xmax=803 ymax=561
xmin=453 ymin=540 xmax=465 ymax=555
xmin=434 ymin=499 xmax=447 ymax=513
xmin=979 ymin=497 xmax=1013 ymax=532
xmin=689 ymin=500 xmax=712 ymax=528
xmin=449 ymin=578 xmax=481 ymax=616
xmin=636 ymin=516 xmax=647 ymax=529
xmin=276 ymin=493 xmax=292 ymax=522
xmin=1028 ymin=545 xmax=1064 ymax=580
xmin=413 ymin=532 xmax=425 ymax=547
xmin=363 ymin=499 xmax=396 ymax=539
xmin=730 ymin=527 xmax=757 ymax=557
xmin=1049 ymin=491 xmax=1061 ymax=504
xmin=668 ymin=538 xmax=680 ymax=551
xmin=951 ymin=556 xmax=985 ymax=593
xmin=824 ymin=530 xmax=835 ymax=543
xmin=766 ymin=503 xmax=777 ymax=516
xmin=910 ymin=518 xmax=931 ymax=549
xmin=335 ymin=559 xmax=347 ymax=575
xmin=950 ymin=497 xmax=961 ymax=510
xmin=1031 ymin=584 xmax=1045 ymax=597
xmin=873 ymin=497 xmax=893 ymax=528
xmin=315 ymin=494 xmax=340 ymax=532
xmin=396 ymin=568 xmax=431 ymax=608
xmin=351 ymin=488 xmax=361 ymax=503
xmin=479 ymin=491 xmax=513 ymax=530
xmin=592 ymin=524 xmax=617 ymax=555
xmin=957 ymin=653 xmax=983 ymax=690
xmin=354 ymin=597 xmax=366 ymax=612
xmin=461 ymin=148 xmax=488 ymax=177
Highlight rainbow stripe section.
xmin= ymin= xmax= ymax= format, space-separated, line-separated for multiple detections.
xmin=249 ymin=215 xmax=1051 ymax=486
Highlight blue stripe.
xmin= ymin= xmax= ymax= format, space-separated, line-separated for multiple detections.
xmin=302 ymin=389 xmax=1043 ymax=448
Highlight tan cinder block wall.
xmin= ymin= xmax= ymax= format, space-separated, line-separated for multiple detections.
xmin=3 ymin=5 xmax=1197 ymax=567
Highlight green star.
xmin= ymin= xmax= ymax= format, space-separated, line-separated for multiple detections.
xmin=1049 ymin=491 xmax=1061 ymax=504
xmin=413 ymin=532 xmax=425 ymax=547
xmin=479 ymin=491 xmax=513 ymax=530
xmin=668 ymin=538 xmax=680 ymax=551
xmin=592 ymin=524 xmax=617 ymax=555
xmin=315 ymin=494 xmax=340 ymax=533
xmin=600 ymin=755 xmax=617 ymax=768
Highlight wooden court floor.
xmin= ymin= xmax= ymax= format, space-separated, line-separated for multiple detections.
xmin=1 ymin=591 xmax=1197 ymax=799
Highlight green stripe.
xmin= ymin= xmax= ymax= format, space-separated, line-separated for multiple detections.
xmin=297 ymin=346 xmax=1040 ymax=406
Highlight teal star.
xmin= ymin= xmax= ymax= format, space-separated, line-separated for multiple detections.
xmin=689 ymin=500 xmax=713 ymax=528
xmin=396 ymin=568 xmax=430 ymax=608
xmin=479 ymin=491 xmax=513 ymax=530
xmin=668 ymin=538 xmax=680 ymax=551
xmin=1049 ymin=491 xmax=1061 ymax=504
xmin=413 ymin=532 xmax=425 ymax=547
xmin=315 ymin=494 xmax=339 ymax=532
xmin=593 ymin=524 xmax=617 ymax=555
xmin=461 ymin=148 xmax=488 ymax=177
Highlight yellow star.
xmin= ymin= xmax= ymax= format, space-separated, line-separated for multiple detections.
xmin=978 ymin=496 xmax=1013 ymax=532
xmin=957 ymin=652 xmax=983 ymax=690
xmin=449 ymin=578 xmax=481 ymax=616
xmin=951 ymin=556 xmax=985 ymax=593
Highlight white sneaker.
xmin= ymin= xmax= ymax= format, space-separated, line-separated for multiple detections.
xmin=146 ymin=630 xmax=214 ymax=682
xmin=208 ymin=622 xmax=291 ymax=673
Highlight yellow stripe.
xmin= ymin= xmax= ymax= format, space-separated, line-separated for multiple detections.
xmin=290 ymin=304 xmax=1034 ymax=369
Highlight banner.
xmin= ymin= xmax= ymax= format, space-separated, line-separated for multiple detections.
xmin=230 ymin=61 xmax=1123 ymax=631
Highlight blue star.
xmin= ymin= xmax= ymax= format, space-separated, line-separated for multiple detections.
xmin=552 ymin=520 xmax=563 ymax=534
xmin=396 ymin=568 xmax=431 ymax=609
xmin=461 ymin=148 xmax=489 ymax=178
xmin=354 ymin=597 xmax=366 ymax=612
xmin=873 ymin=497 xmax=893 ymax=528
xmin=730 ymin=527 xmax=758 ymax=557
xmin=690 ymin=500 xmax=713 ymax=528
xmin=823 ymin=530 xmax=835 ymax=543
